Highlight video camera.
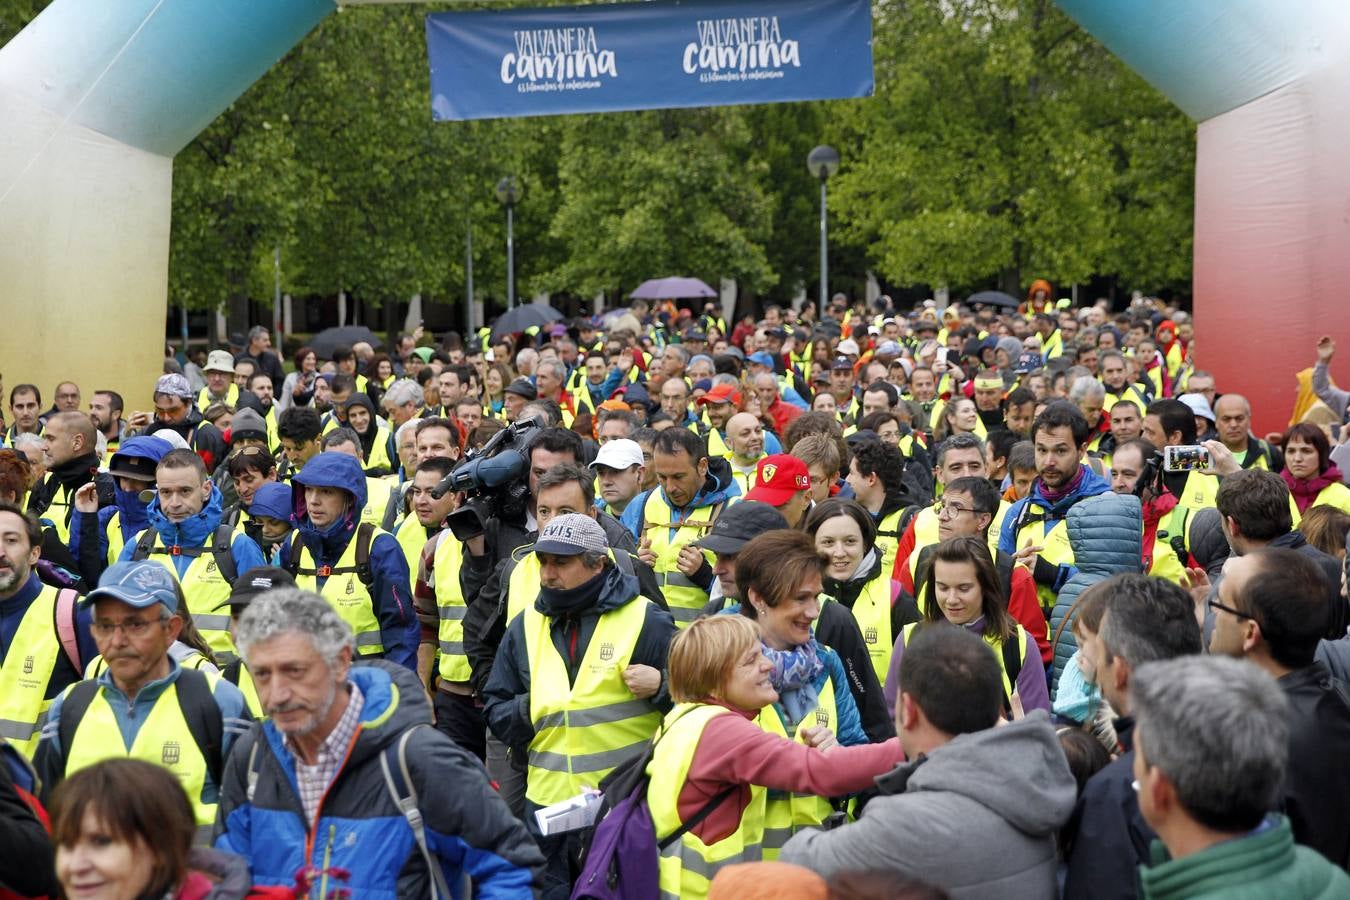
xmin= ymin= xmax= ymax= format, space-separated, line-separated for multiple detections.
xmin=433 ymin=416 xmax=542 ymax=541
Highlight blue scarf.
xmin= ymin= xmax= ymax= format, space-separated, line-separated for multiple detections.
xmin=762 ymin=638 xmax=825 ymax=726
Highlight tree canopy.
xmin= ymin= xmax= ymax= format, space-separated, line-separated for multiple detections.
xmin=0 ymin=0 xmax=1196 ymax=311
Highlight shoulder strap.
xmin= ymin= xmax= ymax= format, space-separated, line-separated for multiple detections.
xmin=212 ymin=524 xmax=238 ymax=584
xmin=132 ymin=528 xmax=157 ymax=561
xmin=283 ymin=533 xmax=304 ymax=575
xmin=174 ymin=669 xmax=225 ymax=786
xmin=380 ymin=486 xmax=402 ymax=532
xmin=612 ymin=549 xmax=635 ymax=576
xmin=657 ymin=784 xmax=737 ymax=851
xmin=380 ymin=726 xmax=453 ymax=900
xmin=995 ymin=550 xmax=1015 ymax=598
xmin=54 ymin=588 xmax=83 ymax=673
xmin=57 ymin=681 xmax=102 ymax=761
xmin=354 ymin=522 xmax=376 ymax=588
xmin=221 ymin=659 xmax=243 ymax=686
xmin=897 ymin=504 xmax=921 ymax=534
xmin=244 ymin=734 xmax=263 ymax=803
xmin=1001 ymin=631 xmax=1023 ymax=688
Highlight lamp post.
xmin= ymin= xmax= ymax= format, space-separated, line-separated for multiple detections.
xmin=806 ymin=145 xmax=840 ymax=319
xmin=495 ymin=176 xmax=521 ymax=310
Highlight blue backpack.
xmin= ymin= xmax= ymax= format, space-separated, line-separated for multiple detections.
xmin=572 ymin=719 xmax=733 ymax=900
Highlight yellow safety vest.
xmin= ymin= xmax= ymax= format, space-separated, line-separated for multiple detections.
xmin=873 ymin=507 xmax=909 ymax=584
xmin=394 ymin=515 xmax=427 ymax=591
xmin=1009 ymin=501 xmax=1076 ymax=615
xmin=361 ymin=477 xmax=395 ymax=526
xmin=292 ymin=529 xmax=387 ymax=656
xmin=85 ymin=649 xmax=213 ymax=679
xmin=197 ymin=383 xmax=240 ymax=413
xmin=65 ymin=676 xmax=219 ymax=826
xmin=29 ymin=481 xmax=75 ymax=544
xmin=689 ymin=417 xmax=731 ymax=461
xmin=135 ymin=530 xmax=236 ymax=661
xmin=433 ymin=534 xmax=471 ymax=683
xmin=843 ymin=571 xmax=899 ymax=687
xmin=757 ymin=675 xmax=838 ymax=857
xmin=648 ymin=703 xmax=766 ymax=900
xmin=363 ymin=426 xmax=395 ymax=474
xmin=1174 ymin=470 xmax=1219 ymax=513
xmin=522 ymin=596 xmax=660 ymax=806
xmin=105 ymin=511 xmax=128 ymax=565
xmin=729 ymin=463 xmax=760 ymax=498
xmin=0 ymin=585 xmax=63 ymax=758
xmin=506 ymin=547 xmax=625 ymax=624
xmin=227 ymin=662 xmax=262 ymax=718
xmin=1042 ymin=329 xmax=1064 ymax=360
xmin=1104 ymin=386 xmax=1147 ymax=412
xmin=1312 ymin=482 xmax=1350 ymax=515
xmin=641 ymin=491 xmax=723 ymax=627
xmin=901 ymin=622 xmax=1026 ymax=702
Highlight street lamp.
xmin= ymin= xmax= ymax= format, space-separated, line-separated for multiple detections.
xmin=806 ymin=145 xmax=840 ymax=319
xmin=495 ymin=176 xmax=522 ymax=309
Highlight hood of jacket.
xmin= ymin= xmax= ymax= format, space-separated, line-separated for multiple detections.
xmin=183 ymin=846 xmax=253 ymax=900
xmin=878 ymin=710 xmax=1076 ymax=837
xmin=1027 ymin=465 xmax=1111 ymax=517
xmin=145 ymin=482 xmax=224 ymax=547
xmin=344 ymin=393 xmax=380 ymax=452
xmin=535 ymin=564 xmax=642 ymax=619
xmin=693 ymin=456 xmax=741 ymax=508
xmin=262 ymin=659 xmax=433 ymax=772
xmin=1188 ymin=506 xmax=1231 ymax=575
xmin=291 ymin=452 xmax=364 ymax=560
xmin=1064 ymin=491 xmax=1143 ymax=575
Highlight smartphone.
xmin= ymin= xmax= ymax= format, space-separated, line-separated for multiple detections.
xmin=936 ymin=347 xmax=949 ymax=367
xmin=1162 ymin=445 xmax=1211 ymax=473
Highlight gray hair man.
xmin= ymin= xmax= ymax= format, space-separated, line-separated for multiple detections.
xmin=217 ymin=589 xmax=543 ymax=894
xmin=1132 ymin=656 xmax=1350 ymax=897
xmin=1063 ymin=574 xmax=1202 ymax=900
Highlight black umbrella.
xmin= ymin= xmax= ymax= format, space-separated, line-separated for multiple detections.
xmin=490 ymin=304 xmax=564 ymax=342
xmin=309 ymin=325 xmax=384 ymax=359
xmin=966 ymin=290 xmax=1020 ymax=310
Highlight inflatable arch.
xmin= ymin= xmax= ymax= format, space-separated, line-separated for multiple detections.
xmin=3 ymin=0 xmax=1347 ymax=432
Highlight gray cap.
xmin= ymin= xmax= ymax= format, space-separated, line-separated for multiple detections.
xmin=154 ymin=373 xmax=194 ymax=399
xmin=534 ymin=513 xmax=608 ymax=556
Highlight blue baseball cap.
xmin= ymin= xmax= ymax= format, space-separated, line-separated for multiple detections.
xmin=747 ymin=351 xmax=777 ymax=369
xmin=82 ymin=560 xmax=178 ymax=614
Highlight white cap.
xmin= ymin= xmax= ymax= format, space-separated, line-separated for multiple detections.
xmin=837 ymin=338 xmax=860 ymax=356
xmin=1178 ymin=393 xmax=1216 ymax=423
xmin=590 ymin=438 xmax=645 ymax=471
xmin=204 ymin=349 xmax=235 ymax=373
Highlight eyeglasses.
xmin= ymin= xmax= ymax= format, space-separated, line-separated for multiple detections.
xmin=935 ymin=501 xmax=978 ymax=518
xmin=91 ymin=616 xmax=168 ymax=639
xmin=1206 ymin=598 xmax=1255 ymax=621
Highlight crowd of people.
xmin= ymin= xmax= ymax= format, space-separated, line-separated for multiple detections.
xmin=1 ymin=291 xmax=1349 ymax=900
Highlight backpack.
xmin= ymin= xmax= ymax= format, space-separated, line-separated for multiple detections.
xmin=132 ymin=523 xmax=238 ymax=585
xmin=57 ymin=668 xmax=224 ymax=785
xmin=51 ymin=587 xmax=83 ymax=675
xmin=284 ymin=522 xmax=376 ymax=589
xmin=571 ymin=713 xmax=734 ymax=900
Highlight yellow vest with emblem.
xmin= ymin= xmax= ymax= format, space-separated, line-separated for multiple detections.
xmin=522 ymin=595 xmax=661 ymax=807
xmin=641 ymin=490 xmax=724 ymax=627
xmin=64 ymin=674 xmax=221 ymax=826
xmin=757 ymin=675 xmax=839 ymax=857
xmin=648 ymin=703 xmax=767 ymax=900
xmin=843 ymin=570 xmax=900 ymax=686
xmin=901 ymin=621 xmax=1027 ymax=701
xmin=1173 ymin=470 xmax=1219 ymax=513
xmin=433 ymin=533 xmax=472 ymax=683
xmin=873 ymin=507 xmax=909 ymax=582
xmin=290 ymin=525 xmax=386 ymax=656
xmin=133 ymin=529 xmax=236 ymax=661
xmin=0 ymin=585 xmax=64 ymax=758
xmin=1008 ymin=502 xmax=1076 ymax=616
xmin=197 ymin=383 xmax=240 ymax=413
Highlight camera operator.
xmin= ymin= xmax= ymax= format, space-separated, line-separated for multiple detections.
xmin=454 ymin=425 xmax=662 ymax=814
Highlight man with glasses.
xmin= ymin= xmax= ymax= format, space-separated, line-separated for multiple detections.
xmin=890 ymin=433 xmax=990 ymax=583
xmin=35 ymin=559 xmax=250 ymax=832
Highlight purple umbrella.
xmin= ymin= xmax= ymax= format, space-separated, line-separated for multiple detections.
xmin=629 ymin=277 xmax=718 ymax=300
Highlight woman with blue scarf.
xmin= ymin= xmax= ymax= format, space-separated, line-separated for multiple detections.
xmin=735 ymin=529 xmax=871 ymax=857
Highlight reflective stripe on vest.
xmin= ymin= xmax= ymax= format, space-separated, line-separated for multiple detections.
xmin=65 ymin=679 xmax=217 ymax=826
xmin=0 ymin=585 xmax=63 ymax=758
xmin=757 ymin=677 xmax=838 ymax=857
xmin=901 ymin=622 xmax=1026 ymax=701
xmin=433 ymin=533 xmax=472 ymax=683
xmin=647 ymin=703 xmax=766 ymax=899
xmin=642 ymin=491 xmax=720 ymax=627
xmin=140 ymin=532 xmax=236 ymax=661
xmin=522 ymin=596 xmax=660 ymax=806
xmin=293 ymin=534 xmax=386 ymax=655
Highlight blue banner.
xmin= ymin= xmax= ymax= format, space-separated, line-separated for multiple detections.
xmin=426 ymin=0 xmax=873 ymax=121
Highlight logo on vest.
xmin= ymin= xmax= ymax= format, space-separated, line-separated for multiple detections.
xmin=22 ymin=655 xmax=34 ymax=674
xmin=204 ymin=557 xmax=216 ymax=574
xmin=863 ymin=626 xmax=877 ymax=646
xmin=162 ymin=741 xmax=181 ymax=766
xmin=346 ymin=577 xmax=356 ymax=595
xmin=598 ymin=642 xmax=615 ymax=662
xmin=814 ymin=709 xmax=830 ymax=727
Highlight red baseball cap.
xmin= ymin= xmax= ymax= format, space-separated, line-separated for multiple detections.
xmin=746 ymin=455 xmax=811 ymax=505
xmin=696 ymin=383 xmax=741 ymax=406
